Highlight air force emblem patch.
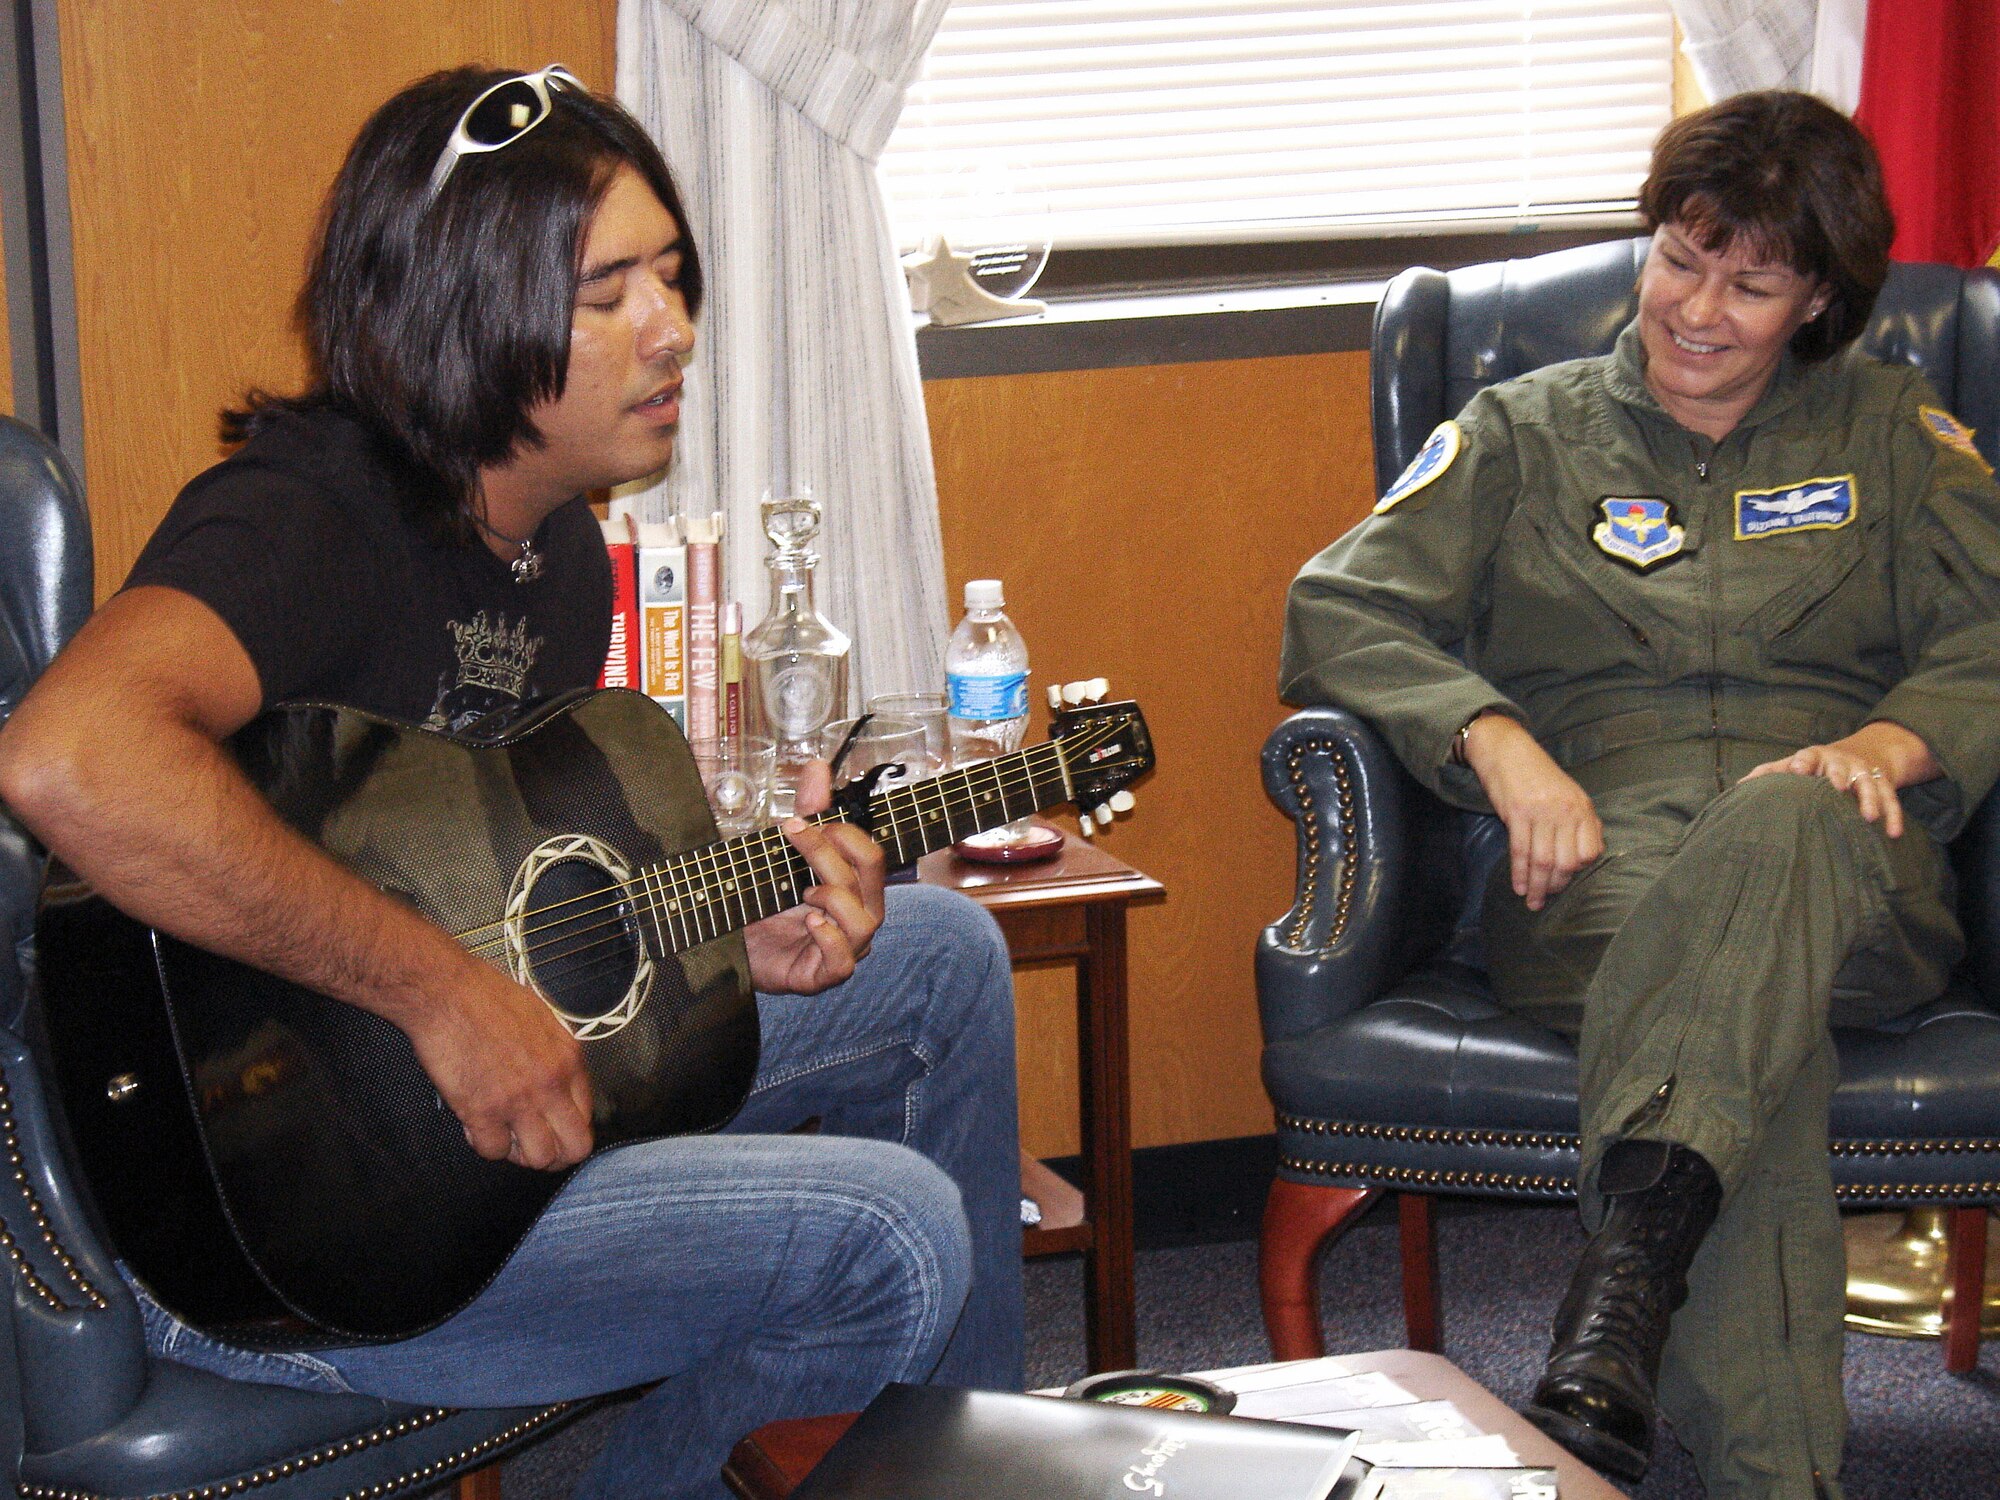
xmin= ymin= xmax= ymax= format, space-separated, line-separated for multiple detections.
xmin=1734 ymin=475 xmax=1856 ymax=539
xmin=1373 ymin=421 xmax=1461 ymax=513
xmin=1592 ymin=497 xmax=1685 ymax=569
xmin=1918 ymin=405 xmax=1993 ymax=474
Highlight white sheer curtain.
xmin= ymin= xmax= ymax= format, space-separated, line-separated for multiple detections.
xmin=1668 ymin=0 xmax=1869 ymax=110
xmin=616 ymin=0 xmax=954 ymax=704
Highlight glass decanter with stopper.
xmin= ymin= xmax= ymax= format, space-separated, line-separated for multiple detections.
xmin=741 ymin=492 xmax=851 ymax=814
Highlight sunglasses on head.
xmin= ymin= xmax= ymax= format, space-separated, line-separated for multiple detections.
xmin=427 ymin=64 xmax=585 ymax=200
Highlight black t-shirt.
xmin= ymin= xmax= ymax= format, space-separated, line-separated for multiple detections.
xmin=127 ymin=408 xmax=612 ymax=731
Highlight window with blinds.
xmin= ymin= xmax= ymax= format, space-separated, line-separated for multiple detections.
xmin=881 ymin=1 xmax=1678 ymax=252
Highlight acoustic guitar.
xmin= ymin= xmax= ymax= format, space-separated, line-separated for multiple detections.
xmin=35 ymin=686 xmax=1152 ymax=1346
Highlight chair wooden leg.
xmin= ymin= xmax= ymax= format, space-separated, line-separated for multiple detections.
xmin=1260 ymin=1180 xmax=1382 ymax=1360
xmin=1944 ymin=1205 xmax=1989 ymax=1374
xmin=456 ymin=1465 xmax=502 ymax=1500
xmin=1398 ymin=1192 xmax=1442 ymax=1353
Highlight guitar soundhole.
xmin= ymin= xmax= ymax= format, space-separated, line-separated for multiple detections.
xmin=524 ymin=859 xmax=640 ymax=1021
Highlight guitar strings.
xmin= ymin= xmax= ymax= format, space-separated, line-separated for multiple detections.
xmin=460 ymin=750 xmax=1059 ymax=974
xmin=472 ymin=732 xmax=1090 ymax=974
xmin=451 ymin=721 xmax=1130 ymax=978
xmin=485 ymin=726 xmax=1109 ymax=968
xmin=454 ymin=725 xmax=1105 ymax=959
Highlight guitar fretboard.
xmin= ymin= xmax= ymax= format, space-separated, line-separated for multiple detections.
xmin=633 ymin=734 xmax=1080 ymax=956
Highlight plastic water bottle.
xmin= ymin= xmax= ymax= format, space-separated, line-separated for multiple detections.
xmin=946 ymin=578 xmax=1031 ymax=769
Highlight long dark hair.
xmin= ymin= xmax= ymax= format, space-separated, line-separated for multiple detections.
xmin=1638 ymin=90 xmax=1892 ymax=363
xmin=224 ymin=66 xmax=704 ymax=537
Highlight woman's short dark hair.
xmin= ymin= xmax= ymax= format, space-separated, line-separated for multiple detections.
xmin=1638 ymin=90 xmax=1892 ymax=362
xmin=225 ymin=66 xmax=703 ymax=535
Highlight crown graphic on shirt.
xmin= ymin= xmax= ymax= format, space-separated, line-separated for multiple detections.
xmin=448 ymin=611 xmax=541 ymax=694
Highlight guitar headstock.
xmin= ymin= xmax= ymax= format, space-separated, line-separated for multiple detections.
xmin=1048 ymin=680 xmax=1154 ymax=836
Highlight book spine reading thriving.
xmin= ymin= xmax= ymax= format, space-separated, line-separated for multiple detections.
xmin=597 ymin=514 xmax=639 ymax=691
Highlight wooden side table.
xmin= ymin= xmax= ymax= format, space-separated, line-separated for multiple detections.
xmin=917 ymin=825 xmax=1163 ymax=1374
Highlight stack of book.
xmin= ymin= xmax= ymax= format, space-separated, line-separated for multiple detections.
xmin=598 ymin=511 xmax=739 ymax=735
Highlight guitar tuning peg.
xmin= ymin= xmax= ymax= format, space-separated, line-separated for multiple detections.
xmin=1062 ymin=679 xmax=1089 ymax=705
xmin=1108 ymin=790 xmax=1136 ymax=815
xmin=1078 ymin=809 xmax=1097 ymax=837
xmin=1047 ymin=684 xmax=1063 ymax=710
xmin=1093 ymin=803 xmax=1114 ymax=827
xmin=1088 ymin=677 xmax=1109 ymax=700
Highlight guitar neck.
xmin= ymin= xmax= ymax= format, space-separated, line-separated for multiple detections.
xmin=633 ymin=738 xmax=1075 ymax=958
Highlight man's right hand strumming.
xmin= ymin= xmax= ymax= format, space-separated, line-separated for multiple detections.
xmin=396 ymin=954 xmax=596 ymax=1171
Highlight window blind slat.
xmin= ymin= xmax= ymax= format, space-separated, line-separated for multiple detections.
xmin=882 ymin=1 xmax=1675 ymax=251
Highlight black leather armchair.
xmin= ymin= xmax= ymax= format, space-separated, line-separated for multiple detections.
xmin=1257 ymin=239 xmax=2000 ymax=1370
xmin=0 ymin=415 xmax=593 ymax=1500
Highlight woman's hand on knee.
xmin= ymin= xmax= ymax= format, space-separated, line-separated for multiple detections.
xmin=1462 ymin=713 xmax=1604 ymax=911
xmin=1742 ymin=724 xmax=1937 ymax=841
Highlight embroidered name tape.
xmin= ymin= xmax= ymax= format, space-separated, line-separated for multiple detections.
xmin=1919 ymin=405 xmax=1993 ymax=474
xmin=1592 ymin=496 xmax=1685 ymax=569
xmin=1733 ymin=475 xmax=1856 ymax=539
xmin=1374 ymin=420 xmax=1461 ymax=513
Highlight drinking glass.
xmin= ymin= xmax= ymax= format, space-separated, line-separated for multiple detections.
xmin=819 ymin=714 xmax=931 ymax=789
xmin=864 ymin=691 xmax=950 ymax=772
xmin=687 ymin=734 xmax=776 ymax=836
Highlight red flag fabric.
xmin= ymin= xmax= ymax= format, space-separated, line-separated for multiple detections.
xmin=1855 ymin=0 xmax=2000 ymax=267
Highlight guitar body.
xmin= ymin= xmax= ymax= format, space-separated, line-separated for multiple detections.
xmin=37 ymin=690 xmax=758 ymax=1345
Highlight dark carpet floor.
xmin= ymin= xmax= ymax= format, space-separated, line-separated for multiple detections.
xmin=502 ymin=1203 xmax=2000 ymax=1499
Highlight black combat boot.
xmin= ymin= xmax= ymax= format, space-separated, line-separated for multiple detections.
xmin=1522 ymin=1140 xmax=1723 ymax=1481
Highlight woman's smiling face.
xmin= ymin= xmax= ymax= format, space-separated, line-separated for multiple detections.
xmin=1636 ymin=221 xmax=1829 ymax=441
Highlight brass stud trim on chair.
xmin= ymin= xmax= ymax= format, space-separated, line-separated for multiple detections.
xmin=13 ymin=1405 xmax=578 ymax=1500
xmin=0 ymin=1069 xmax=108 ymax=1311
xmin=1831 ymin=1136 xmax=2000 ymax=1157
xmin=1283 ymin=736 xmax=1359 ymax=953
xmin=1277 ymin=1112 xmax=1581 ymax=1153
xmin=1279 ymin=1152 xmax=1578 ymax=1197
xmin=1279 ymin=1116 xmax=2000 ymax=1203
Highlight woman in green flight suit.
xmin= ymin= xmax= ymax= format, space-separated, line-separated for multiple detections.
xmin=1282 ymin=92 xmax=2000 ymax=1500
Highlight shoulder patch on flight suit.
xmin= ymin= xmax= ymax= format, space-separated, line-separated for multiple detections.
xmin=1733 ymin=475 xmax=1856 ymax=539
xmin=1592 ymin=496 xmax=1685 ymax=569
xmin=1373 ymin=420 xmax=1461 ymax=513
xmin=1918 ymin=405 xmax=1994 ymax=474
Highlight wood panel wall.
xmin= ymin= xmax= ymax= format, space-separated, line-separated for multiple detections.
xmin=55 ymin=0 xmax=618 ymax=601
xmin=927 ymin=353 xmax=1377 ymax=1153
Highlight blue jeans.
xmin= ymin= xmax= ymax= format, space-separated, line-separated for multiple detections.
xmin=134 ymin=884 xmax=1024 ymax=1500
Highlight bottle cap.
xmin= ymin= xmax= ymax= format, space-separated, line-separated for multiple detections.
xmin=964 ymin=579 xmax=1004 ymax=610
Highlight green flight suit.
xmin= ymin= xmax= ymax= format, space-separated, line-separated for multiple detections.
xmin=1281 ymin=323 xmax=2000 ymax=1500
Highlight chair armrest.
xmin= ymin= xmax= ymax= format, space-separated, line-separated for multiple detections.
xmin=1257 ymin=707 xmax=1459 ymax=1043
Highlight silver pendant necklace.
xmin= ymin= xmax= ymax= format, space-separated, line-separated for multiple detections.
xmin=474 ymin=511 xmax=543 ymax=584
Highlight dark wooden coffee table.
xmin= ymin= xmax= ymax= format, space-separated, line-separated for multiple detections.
xmin=722 ymin=1348 xmax=1629 ymax=1499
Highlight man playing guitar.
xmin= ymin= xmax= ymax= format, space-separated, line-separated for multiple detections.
xmin=0 ymin=65 xmax=1023 ymax=1499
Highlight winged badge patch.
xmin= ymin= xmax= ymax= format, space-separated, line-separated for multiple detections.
xmin=1593 ymin=496 xmax=1685 ymax=569
xmin=1733 ymin=475 xmax=1856 ymax=539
